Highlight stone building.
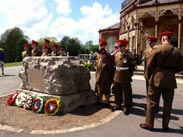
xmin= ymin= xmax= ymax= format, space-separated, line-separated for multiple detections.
xmin=98 ymin=23 xmax=120 ymax=53
xmin=119 ymin=0 xmax=183 ymax=62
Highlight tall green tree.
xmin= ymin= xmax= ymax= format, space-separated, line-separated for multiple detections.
xmin=0 ymin=27 xmax=27 ymax=62
xmin=60 ymin=36 xmax=82 ymax=56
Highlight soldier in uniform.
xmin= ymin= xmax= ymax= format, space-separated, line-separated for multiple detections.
xmin=41 ymin=44 xmax=51 ymax=56
xmin=111 ymin=39 xmax=136 ymax=115
xmin=95 ymin=48 xmax=114 ymax=107
xmin=51 ymin=43 xmax=60 ymax=56
xmin=143 ymin=36 xmax=159 ymax=113
xmin=95 ymin=39 xmax=108 ymax=60
xmin=140 ymin=31 xmax=183 ymax=131
xmin=60 ymin=46 xmax=66 ymax=56
xmin=31 ymin=40 xmax=42 ymax=56
xmin=22 ymin=42 xmax=31 ymax=59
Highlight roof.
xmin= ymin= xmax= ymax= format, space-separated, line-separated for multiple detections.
xmin=137 ymin=0 xmax=179 ymax=7
xmin=99 ymin=23 xmax=120 ymax=31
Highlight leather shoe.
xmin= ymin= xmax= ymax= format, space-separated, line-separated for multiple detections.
xmin=124 ymin=110 xmax=129 ymax=115
xmin=111 ymin=106 xmax=122 ymax=112
xmin=139 ymin=124 xmax=154 ymax=131
xmin=162 ymin=127 xmax=169 ymax=132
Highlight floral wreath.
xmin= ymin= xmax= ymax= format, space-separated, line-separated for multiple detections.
xmin=22 ymin=94 xmax=33 ymax=110
xmin=32 ymin=96 xmax=45 ymax=113
xmin=7 ymin=91 xmax=19 ymax=106
xmin=44 ymin=98 xmax=62 ymax=116
xmin=15 ymin=92 xmax=27 ymax=107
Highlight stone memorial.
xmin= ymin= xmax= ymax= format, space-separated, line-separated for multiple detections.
xmin=19 ymin=56 xmax=98 ymax=112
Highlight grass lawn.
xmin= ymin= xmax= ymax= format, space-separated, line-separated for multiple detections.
xmin=4 ymin=62 xmax=23 ymax=67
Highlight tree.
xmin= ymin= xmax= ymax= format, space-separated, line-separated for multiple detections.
xmin=0 ymin=27 xmax=27 ymax=62
xmin=60 ymin=36 xmax=82 ymax=56
xmin=83 ymin=41 xmax=99 ymax=53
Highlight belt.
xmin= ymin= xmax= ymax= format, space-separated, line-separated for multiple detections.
xmin=115 ymin=66 xmax=129 ymax=71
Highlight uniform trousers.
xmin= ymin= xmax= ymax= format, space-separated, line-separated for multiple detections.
xmin=114 ymin=81 xmax=132 ymax=110
xmin=145 ymin=85 xmax=174 ymax=128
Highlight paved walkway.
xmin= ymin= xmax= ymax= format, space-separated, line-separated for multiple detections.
xmin=0 ymin=66 xmax=182 ymax=137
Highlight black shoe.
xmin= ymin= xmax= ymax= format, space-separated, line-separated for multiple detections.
xmin=2 ymin=73 xmax=4 ymax=75
xmin=111 ymin=106 xmax=122 ymax=112
xmin=140 ymin=124 xmax=154 ymax=131
xmin=102 ymin=103 xmax=110 ymax=108
xmin=124 ymin=110 xmax=129 ymax=115
xmin=162 ymin=127 xmax=169 ymax=132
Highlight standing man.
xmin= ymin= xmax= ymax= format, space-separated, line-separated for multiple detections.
xmin=22 ymin=43 xmax=31 ymax=59
xmin=51 ymin=43 xmax=60 ymax=56
xmin=0 ymin=48 xmax=5 ymax=75
xmin=140 ymin=31 xmax=183 ymax=131
xmin=42 ymin=44 xmax=51 ymax=56
xmin=143 ymin=36 xmax=159 ymax=113
xmin=144 ymin=36 xmax=158 ymax=94
xmin=111 ymin=39 xmax=136 ymax=115
xmin=31 ymin=40 xmax=42 ymax=56
xmin=95 ymin=48 xmax=114 ymax=107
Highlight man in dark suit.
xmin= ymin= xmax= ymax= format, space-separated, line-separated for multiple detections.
xmin=140 ymin=31 xmax=183 ymax=131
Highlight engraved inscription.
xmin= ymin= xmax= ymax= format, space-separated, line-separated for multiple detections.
xmin=27 ymin=68 xmax=46 ymax=92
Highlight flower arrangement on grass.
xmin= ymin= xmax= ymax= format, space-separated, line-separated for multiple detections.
xmin=44 ymin=98 xmax=62 ymax=116
xmin=32 ymin=96 xmax=45 ymax=113
xmin=7 ymin=91 xmax=19 ymax=106
xmin=15 ymin=92 xmax=27 ymax=107
xmin=23 ymin=94 xmax=33 ymax=110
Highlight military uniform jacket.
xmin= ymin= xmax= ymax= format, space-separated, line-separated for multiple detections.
xmin=22 ymin=50 xmax=31 ymax=59
xmin=145 ymin=43 xmax=183 ymax=88
xmin=32 ymin=48 xmax=42 ymax=56
xmin=113 ymin=51 xmax=136 ymax=83
xmin=95 ymin=53 xmax=114 ymax=84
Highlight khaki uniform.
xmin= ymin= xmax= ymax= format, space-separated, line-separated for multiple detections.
xmin=113 ymin=51 xmax=136 ymax=110
xmin=41 ymin=52 xmax=51 ymax=56
xmin=95 ymin=53 xmax=114 ymax=95
xmin=145 ymin=43 xmax=183 ymax=128
xmin=51 ymin=51 xmax=59 ymax=56
xmin=22 ymin=50 xmax=31 ymax=59
xmin=31 ymin=48 xmax=42 ymax=56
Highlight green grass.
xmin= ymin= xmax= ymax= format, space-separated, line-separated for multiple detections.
xmin=4 ymin=62 xmax=23 ymax=67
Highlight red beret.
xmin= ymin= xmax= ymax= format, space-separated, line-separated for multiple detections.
xmin=32 ymin=40 xmax=39 ymax=45
xmin=147 ymin=36 xmax=157 ymax=42
xmin=117 ymin=39 xmax=128 ymax=46
xmin=99 ymin=40 xmax=107 ymax=46
xmin=114 ymin=45 xmax=118 ymax=49
xmin=22 ymin=43 xmax=29 ymax=47
xmin=44 ymin=38 xmax=50 ymax=43
xmin=43 ymin=44 xmax=49 ymax=49
xmin=160 ymin=31 xmax=173 ymax=37
xmin=52 ymin=43 xmax=59 ymax=48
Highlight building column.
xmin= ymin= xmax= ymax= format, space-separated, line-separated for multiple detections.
xmin=134 ymin=23 xmax=138 ymax=55
xmin=155 ymin=21 xmax=158 ymax=37
xmin=178 ymin=20 xmax=181 ymax=49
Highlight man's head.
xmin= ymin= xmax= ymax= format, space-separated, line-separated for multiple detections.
xmin=147 ymin=36 xmax=157 ymax=48
xmin=99 ymin=40 xmax=107 ymax=49
xmin=160 ymin=31 xmax=173 ymax=44
xmin=98 ymin=48 xmax=106 ymax=59
xmin=117 ymin=39 xmax=128 ymax=52
xmin=32 ymin=40 xmax=39 ymax=49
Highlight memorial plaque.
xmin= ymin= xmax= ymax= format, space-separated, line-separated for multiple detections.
xmin=27 ymin=68 xmax=46 ymax=92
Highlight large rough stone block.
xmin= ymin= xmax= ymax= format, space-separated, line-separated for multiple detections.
xmin=18 ymin=56 xmax=98 ymax=112
xmin=19 ymin=56 xmax=91 ymax=96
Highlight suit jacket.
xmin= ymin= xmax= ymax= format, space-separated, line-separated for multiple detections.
xmin=113 ymin=51 xmax=136 ymax=83
xmin=145 ymin=43 xmax=183 ymax=88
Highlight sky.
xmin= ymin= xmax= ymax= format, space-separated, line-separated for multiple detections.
xmin=0 ymin=0 xmax=124 ymax=44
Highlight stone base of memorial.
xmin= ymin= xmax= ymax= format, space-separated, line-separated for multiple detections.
xmin=18 ymin=56 xmax=98 ymax=113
